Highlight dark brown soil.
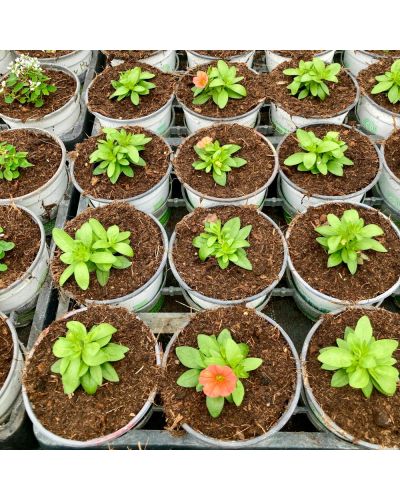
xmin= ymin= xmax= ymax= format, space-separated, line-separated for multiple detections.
xmin=358 ymin=59 xmax=400 ymax=114
xmin=0 ymin=204 xmax=41 ymax=289
xmin=171 ymin=205 xmax=285 ymax=301
xmin=0 ymin=69 xmax=77 ymax=121
xmin=15 ymin=50 xmax=75 ymax=58
xmin=162 ymin=305 xmax=298 ymax=441
xmin=176 ymin=62 xmax=265 ymax=118
xmin=23 ymin=305 xmax=158 ymax=441
xmin=50 ymin=202 xmax=164 ymax=303
xmin=265 ymin=61 xmax=357 ymax=118
xmin=0 ymin=318 xmax=13 ymax=388
xmin=193 ymin=51 xmax=249 ymax=58
xmin=279 ymin=124 xmax=379 ymax=196
xmin=102 ymin=50 xmax=159 ymax=62
xmin=87 ymin=62 xmax=175 ymax=120
xmin=173 ymin=123 xmax=275 ymax=198
xmin=288 ymin=203 xmax=400 ymax=301
xmin=384 ymin=129 xmax=400 ymax=179
xmin=305 ymin=307 xmax=400 ymax=448
xmin=72 ymin=126 xmax=170 ymax=200
xmin=271 ymin=50 xmax=325 ymax=59
xmin=0 ymin=129 xmax=63 ymax=199
xmin=366 ymin=50 xmax=400 ymax=57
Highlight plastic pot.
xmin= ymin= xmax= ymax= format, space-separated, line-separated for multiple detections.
xmin=0 ymin=65 xmax=80 ymax=136
xmin=286 ymin=202 xmax=400 ymax=319
xmin=0 ymin=50 xmax=13 ymax=75
xmin=168 ymin=210 xmax=288 ymax=310
xmin=265 ymin=50 xmax=335 ymax=72
xmin=270 ymin=71 xmax=360 ymax=135
xmin=0 ymin=313 xmax=24 ymax=424
xmin=186 ymin=51 xmax=255 ymax=69
xmin=277 ymin=123 xmax=382 ymax=213
xmin=162 ymin=308 xmax=301 ymax=448
xmin=343 ymin=50 xmax=388 ymax=77
xmin=0 ymin=205 xmax=49 ymax=322
xmin=22 ymin=306 xmax=161 ymax=449
xmin=109 ymin=50 xmax=177 ymax=72
xmin=13 ymin=50 xmax=92 ymax=78
xmin=356 ymin=94 xmax=400 ymax=139
xmin=378 ymin=141 xmax=400 ymax=213
xmin=0 ymin=128 xmax=68 ymax=221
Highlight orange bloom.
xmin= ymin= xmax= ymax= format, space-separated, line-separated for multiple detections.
xmin=193 ymin=71 xmax=208 ymax=89
xmin=199 ymin=365 xmax=237 ymax=398
xmin=196 ymin=136 xmax=213 ymax=149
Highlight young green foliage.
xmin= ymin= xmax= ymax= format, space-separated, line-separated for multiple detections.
xmin=284 ymin=129 xmax=353 ymax=176
xmin=0 ymin=142 xmax=33 ymax=181
xmin=283 ymin=58 xmax=341 ymax=101
xmin=1 ymin=55 xmax=57 ymax=108
xmin=315 ymin=209 xmax=387 ymax=275
xmin=89 ymin=128 xmax=152 ymax=184
xmin=0 ymin=226 xmax=15 ymax=272
xmin=51 ymin=320 xmax=129 ymax=395
xmin=371 ymin=59 xmax=400 ymax=104
xmin=109 ymin=66 xmax=156 ymax=105
xmin=192 ymin=137 xmax=247 ymax=186
xmin=318 ymin=315 xmax=399 ymax=398
xmin=191 ymin=60 xmax=247 ymax=109
xmin=52 ymin=218 xmax=134 ymax=291
xmin=193 ymin=216 xmax=253 ymax=270
xmin=176 ymin=328 xmax=263 ymax=418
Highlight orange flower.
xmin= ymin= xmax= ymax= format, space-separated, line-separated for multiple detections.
xmin=196 ymin=136 xmax=213 ymax=149
xmin=199 ymin=365 xmax=237 ymax=398
xmin=193 ymin=71 xmax=208 ymax=89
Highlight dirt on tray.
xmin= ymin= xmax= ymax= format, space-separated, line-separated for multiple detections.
xmin=87 ymin=62 xmax=175 ymax=120
xmin=102 ymin=50 xmax=159 ymax=62
xmin=0 ymin=128 xmax=63 ymax=199
xmin=271 ymin=50 xmax=325 ymax=59
xmin=15 ymin=50 xmax=75 ymax=58
xmin=0 ymin=318 xmax=13 ymax=388
xmin=71 ymin=126 xmax=170 ymax=200
xmin=176 ymin=62 xmax=265 ymax=118
xmin=264 ymin=60 xmax=357 ymax=118
xmin=0 ymin=204 xmax=41 ymax=289
xmin=384 ymin=129 xmax=400 ymax=179
xmin=358 ymin=58 xmax=400 ymax=114
xmin=287 ymin=203 xmax=400 ymax=301
xmin=0 ymin=69 xmax=77 ymax=121
xmin=23 ymin=305 xmax=158 ymax=441
xmin=162 ymin=305 xmax=298 ymax=441
xmin=279 ymin=124 xmax=380 ymax=196
xmin=171 ymin=205 xmax=285 ymax=301
xmin=173 ymin=123 xmax=276 ymax=199
xmin=192 ymin=50 xmax=250 ymax=58
xmin=305 ymin=307 xmax=400 ymax=448
xmin=50 ymin=202 xmax=164 ymax=303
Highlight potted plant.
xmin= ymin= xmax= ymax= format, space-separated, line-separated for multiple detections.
xmin=169 ymin=205 xmax=287 ymax=310
xmin=357 ymin=58 xmax=400 ymax=138
xmin=0 ymin=51 xmax=13 ymax=75
xmin=102 ymin=50 xmax=177 ymax=72
xmin=265 ymin=50 xmax=335 ymax=72
xmin=0 ymin=204 xmax=48 ymax=325
xmin=22 ymin=304 xmax=161 ymax=448
xmin=265 ymin=58 xmax=359 ymax=135
xmin=0 ymin=127 xmax=68 ymax=222
xmin=343 ymin=50 xmax=400 ymax=76
xmin=277 ymin=123 xmax=382 ymax=216
xmin=85 ymin=62 xmax=175 ymax=135
xmin=173 ymin=123 xmax=278 ymax=209
xmin=186 ymin=50 xmax=255 ymax=69
xmin=13 ymin=50 xmax=92 ymax=79
xmin=286 ymin=202 xmax=400 ymax=320
xmin=70 ymin=126 xmax=172 ymax=224
xmin=162 ymin=305 xmax=301 ymax=447
xmin=302 ymin=306 xmax=400 ymax=448
xmin=50 ymin=202 xmax=168 ymax=313
xmin=0 ymin=55 xmax=80 ymax=136
xmin=378 ymin=129 xmax=400 ymax=216
xmin=175 ymin=59 xmax=265 ymax=133
xmin=0 ymin=312 xmax=23 ymax=424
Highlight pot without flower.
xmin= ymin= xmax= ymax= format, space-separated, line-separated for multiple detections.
xmin=343 ymin=50 xmax=400 ymax=77
xmin=378 ymin=130 xmax=400 ymax=214
xmin=104 ymin=50 xmax=177 ymax=72
xmin=265 ymin=50 xmax=335 ymax=72
xmin=186 ymin=50 xmax=255 ymax=69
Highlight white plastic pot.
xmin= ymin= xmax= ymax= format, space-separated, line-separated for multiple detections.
xmin=109 ymin=50 xmax=177 ymax=72
xmin=286 ymin=202 xmax=400 ymax=318
xmin=14 ymin=50 xmax=92 ymax=78
xmin=0 ymin=313 xmax=23 ymax=424
xmin=277 ymin=124 xmax=382 ymax=213
xmin=168 ymin=210 xmax=288 ymax=310
xmin=162 ymin=308 xmax=301 ymax=448
xmin=0 ymin=205 xmax=49 ymax=317
xmin=22 ymin=306 xmax=161 ymax=449
xmin=0 ymin=50 xmax=13 ymax=75
xmin=379 ymin=142 xmax=400 ymax=213
xmin=0 ymin=65 xmax=80 ymax=136
xmin=343 ymin=50 xmax=389 ymax=77
xmin=0 ymin=128 xmax=68 ymax=221
xmin=356 ymin=94 xmax=400 ymax=139
xmin=186 ymin=51 xmax=255 ymax=69
xmin=265 ymin=50 xmax=335 ymax=72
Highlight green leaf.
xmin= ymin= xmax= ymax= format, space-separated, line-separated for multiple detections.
xmin=241 ymin=358 xmax=263 ymax=372
xmin=206 ymin=396 xmax=224 ymax=418
xmin=231 ymin=380 xmax=245 ymax=406
xmin=331 ymin=369 xmax=349 ymax=388
xmin=225 ymin=338 xmax=243 ymax=367
xmin=80 ymin=371 xmax=99 ymax=395
xmin=175 ymin=346 xmax=205 ymax=369
xmin=318 ymin=347 xmax=353 ymax=368
xmin=101 ymin=362 xmax=120 ymax=382
xmin=176 ymin=369 xmax=201 ymax=387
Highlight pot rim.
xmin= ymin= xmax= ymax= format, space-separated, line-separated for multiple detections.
xmin=13 ymin=50 xmax=89 ymax=62
xmin=186 ymin=50 xmax=255 ymax=62
xmin=0 ymin=312 xmax=22 ymax=402
xmin=381 ymin=138 xmax=400 ymax=185
xmin=266 ymin=49 xmax=334 ymax=59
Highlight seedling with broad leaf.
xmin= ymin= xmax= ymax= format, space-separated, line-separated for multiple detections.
xmin=110 ymin=66 xmax=156 ymax=105
xmin=0 ymin=226 xmax=15 ymax=272
xmin=0 ymin=142 xmax=33 ymax=181
xmin=371 ymin=59 xmax=400 ymax=104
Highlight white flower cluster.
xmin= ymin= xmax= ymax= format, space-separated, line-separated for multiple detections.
xmin=0 ymin=80 xmax=6 ymax=94
xmin=7 ymin=54 xmax=42 ymax=78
